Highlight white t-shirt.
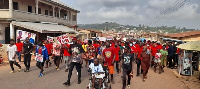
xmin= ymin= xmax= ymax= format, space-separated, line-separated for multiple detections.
xmin=89 ymin=63 xmax=104 ymax=74
xmin=7 ymin=45 xmax=17 ymax=61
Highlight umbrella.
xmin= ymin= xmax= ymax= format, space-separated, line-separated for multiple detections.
xmin=177 ymin=41 xmax=200 ymax=51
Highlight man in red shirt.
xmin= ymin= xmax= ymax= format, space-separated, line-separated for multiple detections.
xmin=43 ymin=39 xmax=53 ymax=68
xmin=102 ymin=41 xmax=115 ymax=84
xmin=15 ymin=39 xmax=23 ymax=63
xmin=151 ymin=43 xmax=157 ymax=67
xmin=113 ymin=42 xmax=120 ymax=74
xmin=62 ymin=43 xmax=71 ymax=72
xmin=136 ymin=42 xmax=143 ymax=77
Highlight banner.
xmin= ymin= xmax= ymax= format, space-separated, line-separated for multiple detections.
xmin=56 ymin=34 xmax=70 ymax=44
xmin=16 ymin=30 xmax=36 ymax=42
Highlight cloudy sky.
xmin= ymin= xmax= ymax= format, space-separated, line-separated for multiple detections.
xmin=60 ymin=0 xmax=200 ymax=29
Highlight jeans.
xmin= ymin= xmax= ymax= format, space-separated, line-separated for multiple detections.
xmin=136 ymin=59 xmax=142 ymax=75
xmin=64 ymin=56 xmax=71 ymax=69
xmin=168 ymin=55 xmax=175 ymax=68
xmin=9 ymin=61 xmax=21 ymax=71
xmin=16 ymin=52 xmax=21 ymax=62
xmin=67 ymin=62 xmax=81 ymax=82
xmin=24 ymin=54 xmax=31 ymax=70
xmin=122 ymin=69 xmax=131 ymax=88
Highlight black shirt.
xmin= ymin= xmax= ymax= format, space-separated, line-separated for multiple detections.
xmin=23 ymin=43 xmax=33 ymax=54
xmin=69 ymin=43 xmax=85 ymax=55
xmin=122 ymin=53 xmax=134 ymax=70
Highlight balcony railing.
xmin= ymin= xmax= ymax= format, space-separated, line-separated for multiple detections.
xmin=11 ymin=10 xmax=77 ymax=25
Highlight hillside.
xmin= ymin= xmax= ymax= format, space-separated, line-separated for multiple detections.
xmin=78 ymin=22 xmax=195 ymax=33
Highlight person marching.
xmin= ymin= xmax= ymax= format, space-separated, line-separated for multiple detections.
xmin=43 ymin=39 xmax=52 ymax=68
xmin=140 ymin=46 xmax=152 ymax=82
xmin=23 ymin=37 xmax=33 ymax=72
xmin=113 ymin=42 xmax=120 ymax=74
xmin=154 ymin=49 xmax=162 ymax=74
xmin=86 ymin=40 xmax=96 ymax=67
xmin=15 ymin=39 xmax=23 ymax=64
xmin=62 ymin=42 xmax=71 ymax=72
xmin=63 ymin=37 xmax=85 ymax=86
xmin=102 ymin=41 xmax=115 ymax=84
xmin=7 ymin=39 xmax=21 ymax=73
xmin=52 ymin=41 xmax=61 ymax=70
xmin=35 ymin=41 xmax=48 ymax=77
xmin=120 ymin=46 xmax=134 ymax=89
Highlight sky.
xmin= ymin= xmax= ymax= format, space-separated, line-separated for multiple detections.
xmin=60 ymin=0 xmax=200 ymax=29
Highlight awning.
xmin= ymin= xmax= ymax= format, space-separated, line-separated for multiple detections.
xmin=177 ymin=41 xmax=200 ymax=51
xmin=11 ymin=21 xmax=75 ymax=33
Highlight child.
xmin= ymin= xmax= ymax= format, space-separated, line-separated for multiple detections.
xmin=35 ymin=41 xmax=48 ymax=77
xmin=154 ymin=49 xmax=162 ymax=74
xmin=89 ymin=58 xmax=105 ymax=89
xmin=120 ymin=46 xmax=134 ymax=89
xmin=7 ymin=39 xmax=21 ymax=73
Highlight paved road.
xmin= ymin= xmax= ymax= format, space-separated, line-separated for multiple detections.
xmin=0 ymin=59 xmax=188 ymax=89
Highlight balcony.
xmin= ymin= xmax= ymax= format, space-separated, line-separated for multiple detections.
xmin=0 ymin=9 xmax=11 ymax=19
xmin=12 ymin=10 xmax=77 ymax=25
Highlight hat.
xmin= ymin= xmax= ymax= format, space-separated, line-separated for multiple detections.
xmin=157 ymin=41 xmax=160 ymax=43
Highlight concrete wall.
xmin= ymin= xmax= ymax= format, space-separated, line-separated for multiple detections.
xmin=0 ymin=23 xmax=9 ymax=44
xmin=0 ymin=9 xmax=11 ymax=18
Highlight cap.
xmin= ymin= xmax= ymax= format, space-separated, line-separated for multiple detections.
xmin=157 ymin=41 xmax=160 ymax=43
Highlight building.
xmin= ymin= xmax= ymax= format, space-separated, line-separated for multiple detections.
xmin=163 ymin=31 xmax=200 ymax=41
xmin=0 ymin=0 xmax=79 ymax=43
xmin=77 ymin=29 xmax=102 ymax=41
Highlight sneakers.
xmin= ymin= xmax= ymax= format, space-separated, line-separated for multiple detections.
xmin=127 ymin=85 xmax=131 ymax=88
xmin=39 ymin=72 xmax=44 ymax=77
xmin=10 ymin=71 xmax=14 ymax=73
xmin=45 ymin=65 xmax=48 ymax=68
xmin=56 ymin=68 xmax=60 ymax=71
xmin=24 ymin=69 xmax=30 ymax=72
xmin=77 ymin=80 xmax=81 ymax=84
xmin=18 ymin=69 xmax=21 ymax=72
xmin=63 ymin=81 xmax=70 ymax=86
xmin=65 ymin=69 xmax=68 ymax=72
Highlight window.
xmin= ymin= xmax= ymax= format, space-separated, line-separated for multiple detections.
xmin=45 ymin=10 xmax=48 ymax=15
xmin=0 ymin=0 xmax=9 ymax=9
xmin=73 ymin=15 xmax=76 ymax=21
xmin=38 ymin=8 xmax=41 ymax=14
xmin=50 ymin=11 xmax=53 ymax=16
xmin=28 ymin=5 xmax=32 ymax=13
xmin=13 ymin=2 xmax=18 ymax=10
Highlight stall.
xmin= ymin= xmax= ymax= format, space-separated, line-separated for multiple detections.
xmin=177 ymin=41 xmax=200 ymax=76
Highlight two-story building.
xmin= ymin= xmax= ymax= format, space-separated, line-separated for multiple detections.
xmin=0 ymin=0 xmax=79 ymax=43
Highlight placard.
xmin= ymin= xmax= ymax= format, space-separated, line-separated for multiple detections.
xmin=35 ymin=53 xmax=44 ymax=62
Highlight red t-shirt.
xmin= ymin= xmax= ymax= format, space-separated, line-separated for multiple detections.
xmin=113 ymin=46 xmax=120 ymax=61
xmin=151 ymin=46 xmax=157 ymax=57
xmin=0 ymin=44 xmax=2 ymax=47
xmin=45 ymin=44 xmax=52 ymax=55
xmin=137 ymin=46 xmax=143 ymax=59
xmin=93 ymin=43 xmax=98 ymax=51
xmin=131 ymin=46 xmax=137 ymax=54
xmin=15 ymin=42 xmax=23 ymax=52
xmin=157 ymin=44 xmax=162 ymax=50
xmin=103 ymin=48 xmax=115 ymax=66
xmin=63 ymin=44 xmax=71 ymax=56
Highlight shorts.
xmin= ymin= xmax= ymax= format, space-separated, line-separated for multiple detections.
xmin=92 ymin=73 xmax=105 ymax=79
xmin=54 ymin=56 xmax=61 ymax=61
xmin=154 ymin=59 xmax=161 ymax=63
xmin=36 ymin=61 xmax=44 ymax=68
xmin=108 ymin=66 xmax=114 ymax=74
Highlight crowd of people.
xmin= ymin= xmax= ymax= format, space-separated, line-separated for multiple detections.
xmin=5 ymin=36 xmax=181 ymax=89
